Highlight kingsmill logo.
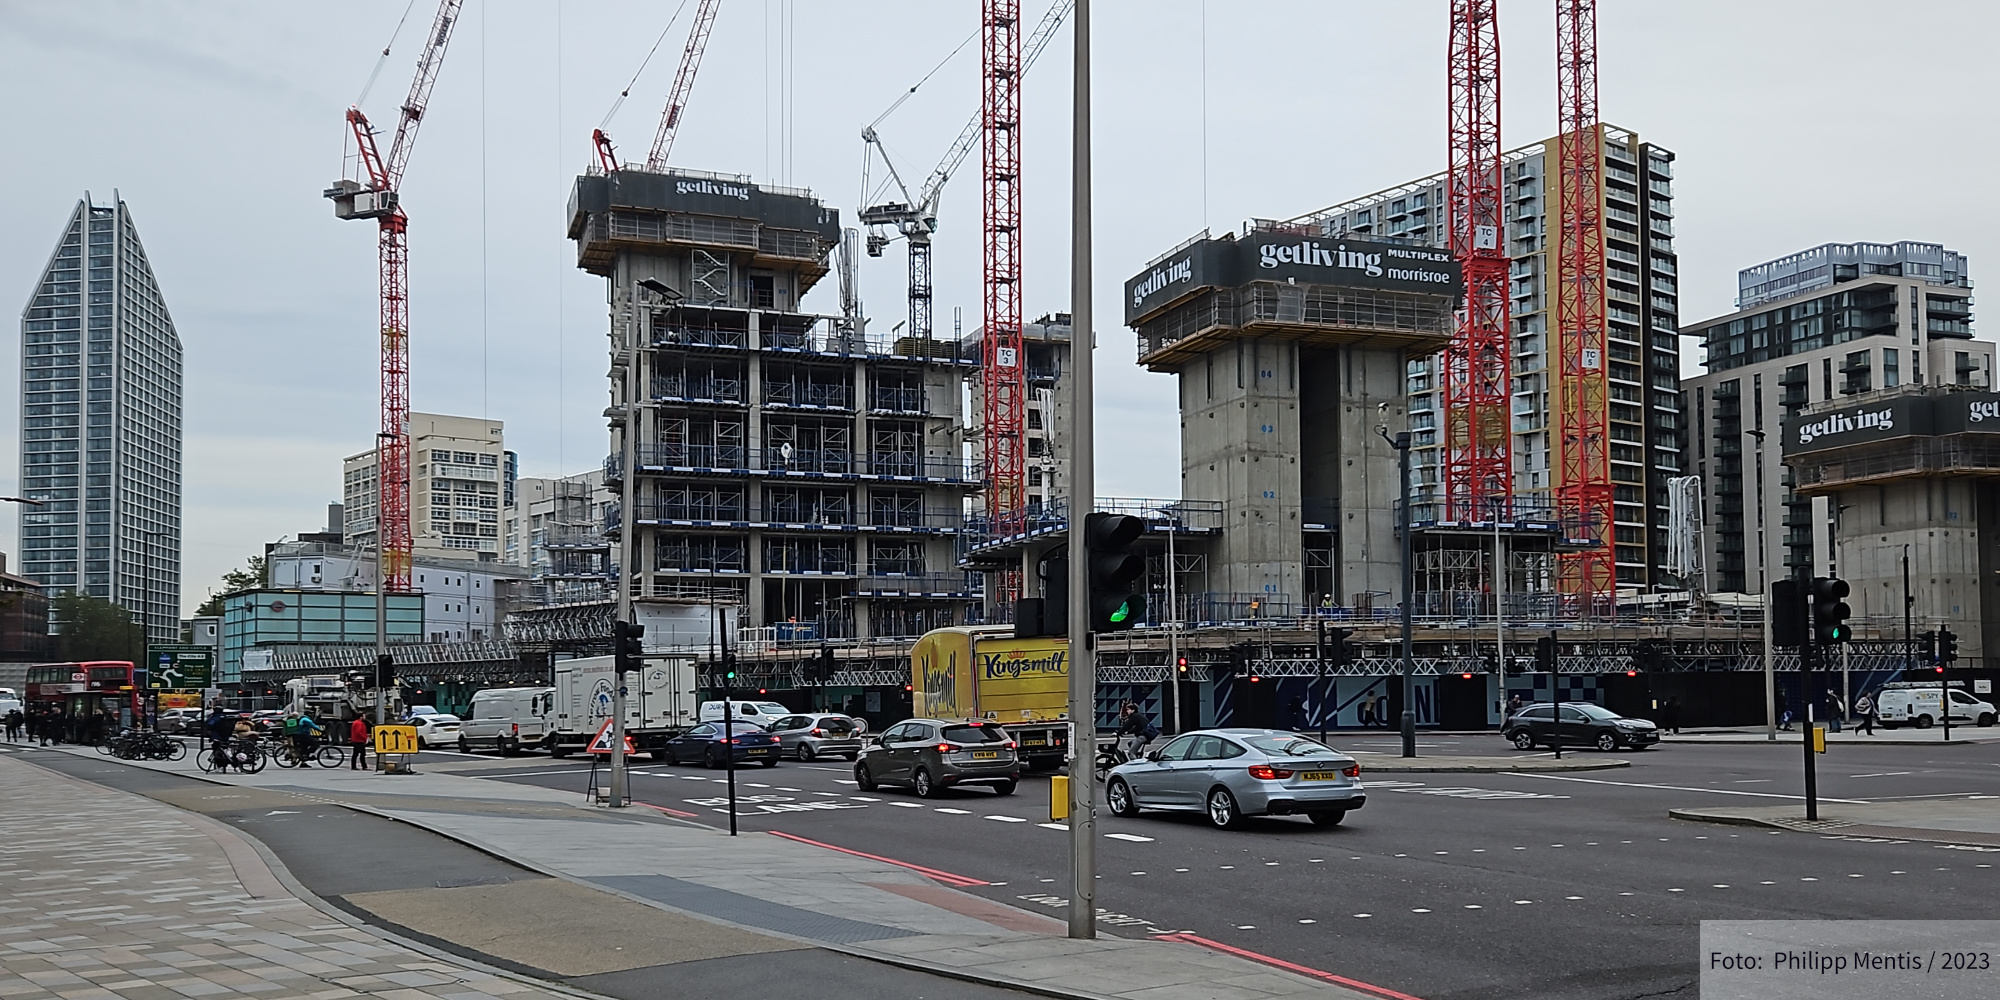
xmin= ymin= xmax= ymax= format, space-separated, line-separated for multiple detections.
xmin=918 ymin=651 xmax=957 ymax=715
xmin=676 ymin=179 xmax=752 ymax=200
xmin=1797 ymin=408 xmax=1895 ymax=444
xmin=1970 ymin=400 xmax=2000 ymax=424
xmin=1132 ymin=257 xmax=1194 ymax=308
xmin=982 ymin=650 xmax=1066 ymax=680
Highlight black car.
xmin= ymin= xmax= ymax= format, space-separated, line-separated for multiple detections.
xmin=663 ymin=722 xmax=782 ymax=768
xmin=1503 ymin=702 xmax=1659 ymax=752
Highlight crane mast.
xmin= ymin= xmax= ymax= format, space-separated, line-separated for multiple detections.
xmin=1554 ymin=0 xmax=1615 ymax=609
xmin=325 ymin=0 xmax=464 ymax=595
xmin=982 ymin=0 xmax=1027 ymax=540
xmin=1444 ymin=0 xmax=1512 ymax=525
xmin=647 ymin=0 xmax=722 ymax=171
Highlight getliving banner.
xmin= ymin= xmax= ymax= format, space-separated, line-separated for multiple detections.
xmin=1123 ymin=233 xmax=1462 ymax=325
xmin=1783 ymin=391 xmax=2000 ymax=456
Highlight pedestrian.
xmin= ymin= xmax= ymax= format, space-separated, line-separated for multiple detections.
xmin=1854 ymin=693 xmax=1875 ymax=735
xmin=1663 ymin=697 xmax=1682 ymax=736
xmin=348 ymin=715 xmax=371 ymax=770
xmin=4 ymin=708 xmax=19 ymax=741
xmin=1359 ymin=692 xmax=1376 ymax=728
xmin=1286 ymin=695 xmax=1309 ymax=732
xmin=1507 ymin=694 xmax=1524 ymax=717
xmin=1780 ymin=708 xmax=1795 ymax=732
xmin=1827 ymin=693 xmax=1844 ymax=734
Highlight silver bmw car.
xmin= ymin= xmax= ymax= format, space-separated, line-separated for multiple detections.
xmin=1104 ymin=729 xmax=1366 ymax=829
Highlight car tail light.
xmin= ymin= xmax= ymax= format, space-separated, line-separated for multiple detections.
xmin=1007 ymin=740 xmax=1018 ymax=749
xmin=511 ymin=723 xmax=519 ymax=735
xmin=936 ymin=742 xmax=954 ymax=753
xmin=1343 ymin=764 xmax=1361 ymax=778
xmin=1247 ymin=765 xmax=1294 ymax=780
xmin=810 ymin=728 xmax=824 ymax=736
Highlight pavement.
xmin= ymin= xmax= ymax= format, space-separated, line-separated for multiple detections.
xmin=1661 ymin=726 xmax=2000 ymax=746
xmin=12 ymin=744 xmax=1393 ymax=1000
xmin=1671 ymin=794 xmax=2000 ymax=847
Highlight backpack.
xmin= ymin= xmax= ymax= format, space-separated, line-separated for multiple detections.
xmin=1142 ymin=719 xmax=1160 ymax=740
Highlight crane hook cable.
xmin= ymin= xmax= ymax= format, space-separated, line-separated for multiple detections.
xmin=600 ymin=0 xmax=694 ymax=130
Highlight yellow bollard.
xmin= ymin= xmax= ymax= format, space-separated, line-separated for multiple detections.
xmin=1050 ymin=774 xmax=1070 ymax=820
xmin=1812 ymin=724 xmax=1827 ymax=754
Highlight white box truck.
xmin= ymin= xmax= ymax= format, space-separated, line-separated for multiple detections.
xmin=550 ymin=654 xmax=698 ymax=758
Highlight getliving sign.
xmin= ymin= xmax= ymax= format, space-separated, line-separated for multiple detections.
xmin=1124 ymin=233 xmax=1462 ymax=325
xmin=1783 ymin=391 xmax=2000 ymax=456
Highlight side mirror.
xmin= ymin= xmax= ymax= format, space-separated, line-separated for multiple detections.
xmin=1146 ymin=749 xmax=1164 ymax=762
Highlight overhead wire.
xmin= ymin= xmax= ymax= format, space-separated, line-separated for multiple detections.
xmin=867 ymin=27 xmax=979 ymax=133
xmin=357 ymin=0 xmax=423 ymax=107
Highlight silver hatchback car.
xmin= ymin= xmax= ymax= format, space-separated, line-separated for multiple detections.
xmin=1105 ymin=729 xmax=1366 ymax=829
xmin=763 ymin=712 xmax=864 ymax=761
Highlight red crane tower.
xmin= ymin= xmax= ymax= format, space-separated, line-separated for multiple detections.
xmin=325 ymin=0 xmax=465 ymax=594
xmin=982 ymin=0 xmax=1027 ymax=538
xmin=1554 ymin=0 xmax=1615 ymax=606
xmin=591 ymin=0 xmax=722 ymax=174
xmin=1444 ymin=0 xmax=1512 ymax=525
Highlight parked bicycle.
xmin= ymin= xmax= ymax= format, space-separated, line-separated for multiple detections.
xmin=101 ymin=728 xmax=187 ymax=761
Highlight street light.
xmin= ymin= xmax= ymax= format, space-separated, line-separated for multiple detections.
xmin=1143 ymin=506 xmax=1181 ymax=735
xmin=1377 ymin=425 xmax=1416 ymax=758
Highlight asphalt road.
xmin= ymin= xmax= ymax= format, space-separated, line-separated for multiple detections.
xmin=439 ymin=735 xmax=2000 ymax=1000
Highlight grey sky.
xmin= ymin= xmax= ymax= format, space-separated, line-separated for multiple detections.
xmin=2 ymin=1 xmax=1994 ymax=615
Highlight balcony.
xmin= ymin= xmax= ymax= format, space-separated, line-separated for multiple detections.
xmin=763 ymin=381 xmax=853 ymax=411
xmin=605 ymin=446 xmax=979 ymax=483
xmin=653 ymin=374 xmax=742 ymax=404
xmin=868 ymin=385 xmax=927 ymax=413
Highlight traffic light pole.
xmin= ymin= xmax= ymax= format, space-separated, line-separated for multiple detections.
xmin=1383 ymin=430 xmax=1417 ymax=758
xmin=1801 ymin=640 xmax=1818 ymax=822
xmin=1065 ymin=0 xmax=1097 ymax=941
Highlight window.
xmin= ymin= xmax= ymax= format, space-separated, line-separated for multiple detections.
xmin=939 ymin=724 xmax=1007 ymax=744
xmin=1884 ymin=349 xmax=1900 ymax=388
xmin=1154 ymin=735 xmax=1198 ymax=761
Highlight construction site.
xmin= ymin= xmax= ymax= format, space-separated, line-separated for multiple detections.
xmin=307 ymin=0 xmax=1992 ymax=733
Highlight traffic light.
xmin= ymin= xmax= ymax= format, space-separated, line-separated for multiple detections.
xmin=1535 ymin=634 xmax=1557 ymax=673
xmin=375 ymin=653 xmax=395 ymax=688
xmin=1939 ymin=628 xmax=1959 ymax=665
xmin=1229 ymin=644 xmax=1250 ymax=678
xmin=1331 ymin=628 xmax=1355 ymax=669
xmin=1920 ymin=630 xmax=1939 ymax=664
xmin=1083 ymin=512 xmax=1147 ymax=632
xmin=1770 ymin=579 xmax=1804 ymax=648
xmin=613 ymin=619 xmax=646 ymax=674
xmin=816 ymin=645 xmax=836 ymax=683
xmin=1176 ymin=655 xmax=1189 ymax=676
xmin=1809 ymin=577 xmax=1851 ymax=646
xmin=1015 ymin=553 xmax=1069 ymax=639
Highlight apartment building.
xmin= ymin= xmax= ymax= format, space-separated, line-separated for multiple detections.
xmin=1683 ymin=241 xmax=1991 ymax=595
xmin=344 ymin=412 xmax=516 ymax=564
xmin=18 ymin=193 xmax=184 ymax=639
xmin=964 ymin=312 xmax=1072 ymax=515
xmin=1281 ymin=126 xmax=1683 ymax=587
xmin=507 ymin=470 xmax=617 ymax=606
xmin=569 ymin=166 xmax=980 ymax=639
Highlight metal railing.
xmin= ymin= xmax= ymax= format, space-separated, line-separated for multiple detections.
xmin=607 ymin=447 xmax=978 ymax=481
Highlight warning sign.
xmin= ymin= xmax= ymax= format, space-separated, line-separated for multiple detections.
xmin=586 ymin=718 xmax=639 ymax=755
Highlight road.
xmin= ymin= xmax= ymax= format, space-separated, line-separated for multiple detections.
xmin=428 ymin=735 xmax=2000 ymax=1000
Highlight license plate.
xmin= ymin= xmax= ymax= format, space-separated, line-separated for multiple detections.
xmin=746 ymin=747 xmax=771 ymax=755
xmin=1300 ymin=771 xmax=1341 ymax=781
xmin=1022 ymin=739 xmax=1046 ymax=746
xmin=972 ymin=751 xmax=999 ymax=760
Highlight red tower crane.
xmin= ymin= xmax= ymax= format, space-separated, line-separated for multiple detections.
xmin=1444 ymin=0 xmax=1512 ymax=524
xmin=1554 ymin=0 xmax=1615 ymax=606
xmin=591 ymin=0 xmax=721 ymax=175
xmin=982 ymin=0 xmax=1027 ymax=533
xmin=325 ymin=0 xmax=465 ymax=594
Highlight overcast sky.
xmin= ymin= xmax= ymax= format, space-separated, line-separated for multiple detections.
xmin=3 ymin=1 xmax=1996 ymax=615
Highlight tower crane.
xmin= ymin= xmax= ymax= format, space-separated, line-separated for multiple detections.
xmin=1554 ymin=0 xmax=1615 ymax=609
xmin=592 ymin=0 xmax=722 ymax=174
xmin=324 ymin=0 xmax=464 ymax=594
xmin=857 ymin=1 xmax=1072 ymax=348
xmin=1443 ymin=0 xmax=1512 ymax=527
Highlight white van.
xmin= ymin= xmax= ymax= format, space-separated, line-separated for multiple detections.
xmin=1873 ymin=683 xmax=1997 ymax=729
xmin=459 ymin=686 xmax=557 ymax=754
xmin=698 ymin=700 xmax=792 ymax=726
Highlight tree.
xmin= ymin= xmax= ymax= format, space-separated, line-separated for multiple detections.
xmin=195 ymin=554 xmax=266 ymax=617
xmin=52 ymin=592 xmax=145 ymax=663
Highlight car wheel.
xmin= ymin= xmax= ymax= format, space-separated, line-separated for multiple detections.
xmin=501 ymin=736 xmax=519 ymax=757
xmin=1205 ymin=787 xmax=1241 ymax=829
xmin=855 ymin=763 xmax=878 ymax=791
xmin=1106 ymin=778 xmax=1138 ymax=817
xmin=1509 ymin=730 xmax=1535 ymax=751
xmin=912 ymin=767 xmax=937 ymax=798
xmin=1981 ymin=713 xmax=1997 ymax=728
xmin=551 ymin=742 xmax=572 ymax=758
xmin=457 ymin=737 xmax=471 ymax=755
xmin=1308 ymin=809 xmax=1347 ymax=827
xmin=704 ymin=747 xmax=722 ymax=769
xmin=416 ymin=736 xmax=428 ymax=751
xmin=798 ymin=742 xmax=817 ymax=762
xmin=648 ymin=749 xmax=670 ymax=762
xmin=1595 ymin=731 xmax=1619 ymax=752
xmin=992 ymin=779 xmax=1017 ymax=796
xmin=1917 ymin=714 xmax=1935 ymax=729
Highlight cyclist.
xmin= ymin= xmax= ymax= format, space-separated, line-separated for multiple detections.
xmin=1114 ymin=701 xmax=1157 ymax=761
xmin=205 ymin=705 xmax=234 ymax=770
xmin=296 ymin=709 xmax=325 ymax=764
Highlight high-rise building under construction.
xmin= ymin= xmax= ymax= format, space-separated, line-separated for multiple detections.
xmin=1284 ymin=128 xmax=1683 ymax=587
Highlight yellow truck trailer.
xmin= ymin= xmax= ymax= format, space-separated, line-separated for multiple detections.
xmin=911 ymin=626 xmax=1073 ymax=769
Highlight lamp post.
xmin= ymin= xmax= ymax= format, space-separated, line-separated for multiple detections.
xmin=1145 ymin=505 xmax=1180 ymax=735
xmin=1746 ymin=428 xmax=1775 ymax=742
xmin=1378 ymin=427 xmax=1416 ymax=758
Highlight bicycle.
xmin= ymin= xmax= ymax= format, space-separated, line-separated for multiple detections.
xmin=197 ymin=739 xmax=267 ymax=774
xmin=274 ymin=740 xmax=344 ymax=768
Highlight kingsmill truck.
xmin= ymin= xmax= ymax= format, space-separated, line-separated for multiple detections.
xmin=911 ymin=626 xmax=1071 ymax=769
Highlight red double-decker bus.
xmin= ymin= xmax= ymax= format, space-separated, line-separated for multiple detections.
xmin=25 ymin=661 xmax=144 ymax=726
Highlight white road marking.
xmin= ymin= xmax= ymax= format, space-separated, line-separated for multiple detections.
xmin=811 ymin=791 xmax=841 ymax=796
xmin=935 ymin=808 xmax=972 ymax=815
xmin=680 ymin=776 xmax=708 ymax=780
xmin=1131 ymin=871 xmax=1147 ymax=876
xmin=1106 ymin=833 xmax=1154 ymax=842
xmin=1410 ymin=909 xmax=1431 ymax=914
xmin=850 ymin=796 xmax=880 ymax=802
xmin=1565 ymin=896 xmax=1583 ymax=900
xmin=1759 ymin=881 xmax=1775 ymax=885
xmin=746 ymin=783 xmax=771 ymax=788
xmin=1463 ymin=904 xmax=1482 ymax=910
xmin=1712 ymin=884 xmax=1730 ymax=888
xmin=1850 ymin=771 xmax=1911 ymax=778
xmin=890 ymin=801 xmax=924 ymax=808
xmin=1299 ymin=919 xmax=1316 ymax=924
xmin=1237 ymin=924 xmax=1257 ymax=929
xmin=1514 ymin=899 xmax=1535 ymax=904
xmin=834 ymin=779 xmax=859 ymax=785
xmin=1353 ymin=913 xmax=1372 ymax=918
xmin=1510 ymin=771 xmax=1867 ymax=803
xmin=1265 ymin=861 xmax=1280 ymax=866
xmin=1039 ymin=822 xmax=1068 ymax=831
xmin=1220 ymin=865 xmax=1236 ymax=869
xmin=1800 ymin=877 xmax=1817 ymax=882
xmin=985 ymin=815 xmax=1028 ymax=823
xmin=1175 ymin=868 xmax=1190 ymax=872
xmin=777 ymin=787 xmax=801 ymax=791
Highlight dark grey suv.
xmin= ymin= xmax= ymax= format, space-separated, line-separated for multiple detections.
xmin=855 ymin=719 xmax=1020 ymax=797
xmin=764 ymin=713 xmax=864 ymax=761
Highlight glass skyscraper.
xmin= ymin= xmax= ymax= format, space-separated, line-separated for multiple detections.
xmin=18 ymin=193 xmax=183 ymax=640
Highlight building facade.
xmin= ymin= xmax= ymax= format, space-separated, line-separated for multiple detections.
xmin=263 ymin=538 xmax=524 ymax=643
xmin=0 ymin=554 xmax=51 ymax=663
xmin=1683 ymin=242 xmax=1990 ymax=595
xmin=1281 ymin=127 xmax=1684 ymax=588
xmin=344 ymin=412 xmax=515 ymax=565
xmin=216 ymin=588 xmax=423 ymax=685
xmin=507 ymin=470 xmax=617 ymax=607
xmin=569 ymin=166 xmax=980 ymax=639
xmin=18 ymin=193 xmax=183 ymax=639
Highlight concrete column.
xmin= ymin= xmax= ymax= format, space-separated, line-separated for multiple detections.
xmin=1335 ymin=345 xmax=1407 ymax=604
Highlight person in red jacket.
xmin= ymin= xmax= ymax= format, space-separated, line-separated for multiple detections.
xmin=348 ymin=716 xmax=371 ymax=770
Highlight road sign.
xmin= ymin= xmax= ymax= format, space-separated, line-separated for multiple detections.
xmin=586 ymin=718 xmax=638 ymax=755
xmin=372 ymin=725 xmax=420 ymax=754
xmin=147 ymin=645 xmax=214 ymax=689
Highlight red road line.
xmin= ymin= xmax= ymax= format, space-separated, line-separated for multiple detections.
xmin=766 ymin=830 xmax=990 ymax=887
xmin=637 ymin=801 xmax=701 ymax=819
xmin=1157 ymin=932 xmax=1427 ymax=1000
